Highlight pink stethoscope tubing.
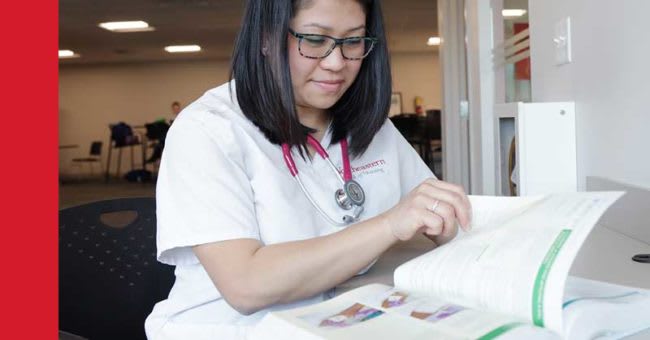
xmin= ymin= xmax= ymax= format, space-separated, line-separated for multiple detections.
xmin=282 ymin=135 xmax=364 ymax=226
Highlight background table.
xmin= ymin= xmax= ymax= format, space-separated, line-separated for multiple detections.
xmin=59 ymin=144 xmax=79 ymax=149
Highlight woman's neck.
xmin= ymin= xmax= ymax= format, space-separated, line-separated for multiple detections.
xmin=297 ymin=106 xmax=331 ymax=142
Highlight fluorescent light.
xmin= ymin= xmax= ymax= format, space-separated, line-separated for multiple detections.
xmin=164 ymin=45 xmax=202 ymax=53
xmin=502 ymin=9 xmax=527 ymax=18
xmin=98 ymin=21 xmax=155 ymax=32
xmin=59 ymin=50 xmax=80 ymax=58
xmin=427 ymin=37 xmax=441 ymax=46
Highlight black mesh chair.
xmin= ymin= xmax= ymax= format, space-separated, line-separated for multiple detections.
xmin=59 ymin=198 xmax=175 ymax=340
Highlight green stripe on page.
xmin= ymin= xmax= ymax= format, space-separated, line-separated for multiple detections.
xmin=532 ymin=229 xmax=572 ymax=327
xmin=476 ymin=322 xmax=525 ymax=340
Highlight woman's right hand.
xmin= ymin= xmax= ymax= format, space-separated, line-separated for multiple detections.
xmin=380 ymin=178 xmax=472 ymax=241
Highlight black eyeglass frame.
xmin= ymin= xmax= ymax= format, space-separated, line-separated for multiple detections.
xmin=288 ymin=28 xmax=379 ymax=60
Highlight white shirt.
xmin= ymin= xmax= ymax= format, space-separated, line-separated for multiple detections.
xmin=145 ymin=82 xmax=434 ymax=339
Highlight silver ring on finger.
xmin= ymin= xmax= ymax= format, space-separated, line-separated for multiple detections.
xmin=429 ymin=200 xmax=440 ymax=214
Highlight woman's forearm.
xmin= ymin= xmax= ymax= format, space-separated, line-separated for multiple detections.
xmin=248 ymin=214 xmax=398 ymax=306
xmin=195 ymin=214 xmax=399 ymax=315
xmin=194 ymin=178 xmax=470 ymax=315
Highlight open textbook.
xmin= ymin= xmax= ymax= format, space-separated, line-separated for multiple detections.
xmin=251 ymin=192 xmax=650 ymax=339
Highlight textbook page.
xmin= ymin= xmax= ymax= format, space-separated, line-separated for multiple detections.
xmin=394 ymin=192 xmax=623 ymax=334
xmin=461 ymin=195 xmax=544 ymax=231
xmin=562 ymin=276 xmax=650 ymax=340
xmin=251 ymin=284 xmax=559 ymax=340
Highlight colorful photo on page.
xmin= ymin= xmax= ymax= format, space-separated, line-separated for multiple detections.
xmin=410 ymin=304 xmax=465 ymax=323
xmin=359 ymin=288 xmax=419 ymax=310
xmin=299 ymin=303 xmax=384 ymax=329
xmin=380 ymin=290 xmax=411 ymax=309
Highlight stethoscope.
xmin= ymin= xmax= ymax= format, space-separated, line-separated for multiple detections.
xmin=282 ymin=135 xmax=365 ymax=227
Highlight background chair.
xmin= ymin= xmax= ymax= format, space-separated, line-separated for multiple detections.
xmin=424 ymin=109 xmax=443 ymax=179
xmin=59 ymin=198 xmax=175 ymax=340
xmin=390 ymin=113 xmax=431 ymax=160
xmin=71 ymin=141 xmax=102 ymax=178
xmin=143 ymin=121 xmax=170 ymax=174
xmin=390 ymin=114 xmax=425 ymax=152
xmin=390 ymin=111 xmax=444 ymax=179
xmin=105 ymin=123 xmax=144 ymax=182
xmin=144 ymin=121 xmax=170 ymax=142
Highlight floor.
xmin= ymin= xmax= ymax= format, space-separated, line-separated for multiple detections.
xmin=59 ymin=178 xmax=156 ymax=209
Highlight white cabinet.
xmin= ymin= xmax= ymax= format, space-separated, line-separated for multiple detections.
xmin=495 ymin=102 xmax=577 ymax=196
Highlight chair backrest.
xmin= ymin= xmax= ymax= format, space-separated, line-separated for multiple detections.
xmin=89 ymin=141 xmax=102 ymax=156
xmin=59 ymin=198 xmax=175 ymax=340
xmin=425 ymin=109 xmax=442 ymax=140
xmin=109 ymin=122 xmax=138 ymax=147
xmin=390 ymin=114 xmax=425 ymax=143
xmin=144 ymin=121 xmax=170 ymax=141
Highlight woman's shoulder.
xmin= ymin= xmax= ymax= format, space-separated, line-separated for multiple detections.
xmin=377 ymin=117 xmax=400 ymax=136
xmin=368 ymin=117 xmax=402 ymax=146
xmin=360 ymin=117 xmax=417 ymax=158
xmin=176 ymin=82 xmax=250 ymax=131
xmin=165 ymin=82 xmax=261 ymax=162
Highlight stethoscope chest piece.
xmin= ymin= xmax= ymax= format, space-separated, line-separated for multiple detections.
xmin=335 ymin=179 xmax=365 ymax=210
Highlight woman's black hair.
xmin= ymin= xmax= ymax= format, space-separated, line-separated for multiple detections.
xmin=230 ymin=0 xmax=391 ymax=158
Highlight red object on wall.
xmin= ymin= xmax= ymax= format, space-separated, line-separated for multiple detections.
xmin=513 ymin=23 xmax=531 ymax=80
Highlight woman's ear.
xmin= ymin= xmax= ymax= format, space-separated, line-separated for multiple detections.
xmin=261 ymin=45 xmax=269 ymax=56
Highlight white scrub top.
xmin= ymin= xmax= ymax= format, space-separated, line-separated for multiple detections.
xmin=145 ymin=82 xmax=434 ymax=339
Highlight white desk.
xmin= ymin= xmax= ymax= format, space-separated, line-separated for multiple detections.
xmin=336 ymin=224 xmax=650 ymax=338
xmin=570 ymin=224 xmax=650 ymax=289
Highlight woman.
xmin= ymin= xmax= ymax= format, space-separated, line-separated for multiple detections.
xmin=145 ymin=0 xmax=471 ymax=339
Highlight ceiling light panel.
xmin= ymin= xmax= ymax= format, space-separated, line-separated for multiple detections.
xmin=98 ymin=21 xmax=155 ymax=32
xmin=59 ymin=50 xmax=80 ymax=58
xmin=164 ymin=45 xmax=202 ymax=53
xmin=502 ymin=9 xmax=527 ymax=18
xmin=427 ymin=37 xmax=441 ymax=46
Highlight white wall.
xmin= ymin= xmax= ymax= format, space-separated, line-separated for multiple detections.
xmin=59 ymin=59 xmax=230 ymax=176
xmin=391 ymin=51 xmax=442 ymax=113
xmin=528 ymin=0 xmax=650 ymax=190
xmin=59 ymin=52 xmax=441 ymax=176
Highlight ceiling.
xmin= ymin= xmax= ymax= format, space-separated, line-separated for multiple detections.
xmin=59 ymin=0 xmax=440 ymax=65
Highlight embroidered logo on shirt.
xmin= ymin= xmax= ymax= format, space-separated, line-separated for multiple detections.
xmin=338 ymin=159 xmax=387 ymax=179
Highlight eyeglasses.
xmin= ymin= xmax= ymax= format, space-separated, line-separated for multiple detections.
xmin=288 ymin=29 xmax=378 ymax=60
